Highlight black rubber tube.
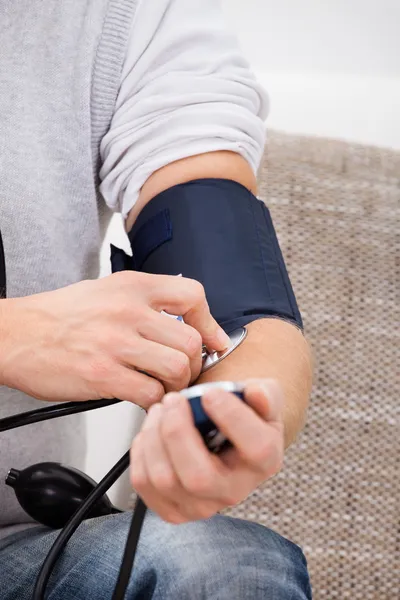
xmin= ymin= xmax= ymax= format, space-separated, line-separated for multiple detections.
xmin=0 ymin=399 xmax=121 ymax=432
xmin=111 ymin=497 xmax=147 ymax=600
xmin=32 ymin=450 xmax=130 ymax=600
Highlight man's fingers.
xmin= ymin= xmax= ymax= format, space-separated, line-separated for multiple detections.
xmin=141 ymin=403 xmax=181 ymax=499
xmin=242 ymin=379 xmax=284 ymax=423
xmin=184 ymin=297 xmax=231 ymax=354
xmin=133 ymin=404 xmax=221 ymax=524
xmin=160 ymin=393 xmax=229 ymax=500
xmin=145 ymin=275 xmax=231 ymax=352
xmin=130 ymin=420 xmax=186 ymax=525
xmin=106 ymin=366 xmax=165 ymax=409
xmin=135 ymin=404 xmax=188 ymax=523
xmin=201 ymin=389 xmax=283 ymax=471
xmin=119 ymin=338 xmax=191 ymax=392
xmin=138 ymin=312 xmax=203 ymax=382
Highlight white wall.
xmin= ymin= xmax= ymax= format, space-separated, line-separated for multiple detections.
xmin=221 ymin=0 xmax=400 ymax=149
xmin=222 ymin=0 xmax=400 ymax=77
xmin=85 ymin=1 xmax=400 ymax=507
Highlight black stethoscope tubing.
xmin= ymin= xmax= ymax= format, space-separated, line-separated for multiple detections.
xmin=0 ymin=398 xmax=143 ymax=599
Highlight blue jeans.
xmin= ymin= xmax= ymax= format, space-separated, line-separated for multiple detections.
xmin=0 ymin=511 xmax=311 ymax=599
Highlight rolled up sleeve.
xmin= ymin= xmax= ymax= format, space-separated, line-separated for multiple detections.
xmin=99 ymin=0 xmax=269 ymax=218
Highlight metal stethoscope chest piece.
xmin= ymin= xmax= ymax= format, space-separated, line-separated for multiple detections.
xmin=201 ymin=326 xmax=247 ymax=373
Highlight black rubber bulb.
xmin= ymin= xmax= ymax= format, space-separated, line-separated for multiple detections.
xmin=6 ymin=462 xmax=122 ymax=529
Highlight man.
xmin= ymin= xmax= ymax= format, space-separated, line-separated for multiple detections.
xmin=0 ymin=0 xmax=313 ymax=598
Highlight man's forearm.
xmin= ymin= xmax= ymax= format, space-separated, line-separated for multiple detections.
xmin=197 ymin=318 xmax=313 ymax=448
xmin=127 ymin=152 xmax=312 ymax=447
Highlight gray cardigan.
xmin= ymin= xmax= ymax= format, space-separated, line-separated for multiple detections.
xmin=0 ymin=0 xmax=137 ymax=540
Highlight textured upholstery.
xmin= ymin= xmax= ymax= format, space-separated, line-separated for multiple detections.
xmin=223 ymin=131 xmax=399 ymax=599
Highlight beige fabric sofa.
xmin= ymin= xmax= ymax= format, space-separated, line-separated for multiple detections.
xmin=223 ymin=131 xmax=399 ymax=600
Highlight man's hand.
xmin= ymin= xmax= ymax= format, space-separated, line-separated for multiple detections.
xmin=0 ymin=272 xmax=230 ymax=406
xmin=130 ymin=379 xmax=284 ymax=524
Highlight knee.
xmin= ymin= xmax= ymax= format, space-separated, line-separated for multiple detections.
xmin=241 ymin=521 xmax=312 ymax=600
xmin=49 ymin=513 xmax=134 ymax=598
xmin=49 ymin=512 xmax=311 ymax=600
xmin=146 ymin=513 xmax=311 ymax=600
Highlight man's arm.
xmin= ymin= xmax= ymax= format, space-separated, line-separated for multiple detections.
xmin=199 ymin=318 xmax=312 ymax=448
xmin=128 ymin=151 xmax=313 ymax=448
xmin=100 ymin=0 xmax=311 ymax=522
xmin=127 ymin=152 xmax=312 ymax=524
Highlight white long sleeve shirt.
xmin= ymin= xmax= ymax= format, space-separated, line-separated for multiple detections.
xmin=100 ymin=0 xmax=269 ymax=218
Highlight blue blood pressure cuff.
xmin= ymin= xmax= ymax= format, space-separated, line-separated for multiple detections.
xmin=111 ymin=178 xmax=303 ymax=334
